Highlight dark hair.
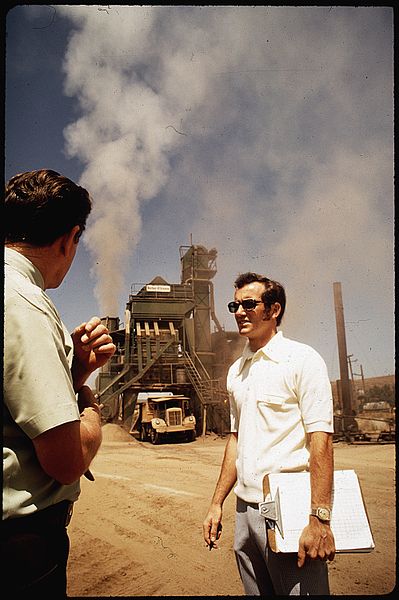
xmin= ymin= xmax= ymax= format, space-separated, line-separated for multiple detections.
xmin=234 ymin=272 xmax=286 ymax=326
xmin=4 ymin=169 xmax=92 ymax=246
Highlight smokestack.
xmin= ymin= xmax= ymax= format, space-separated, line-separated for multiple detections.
xmin=333 ymin=282 xmax=352 ymax=426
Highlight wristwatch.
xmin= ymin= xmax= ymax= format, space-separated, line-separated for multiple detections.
xmin=310 ymin=507 xmax=331 ymax=522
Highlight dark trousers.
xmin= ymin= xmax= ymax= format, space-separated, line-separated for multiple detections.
xmin=1 ymin=500 xmax=73 ymax=598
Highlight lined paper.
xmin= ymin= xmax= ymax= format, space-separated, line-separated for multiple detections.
xmin=267 ymin=470 xmax=375 ymax=553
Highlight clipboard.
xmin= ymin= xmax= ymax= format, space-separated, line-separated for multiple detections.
xmin=260 ymin=470 xmax=375 ymax=554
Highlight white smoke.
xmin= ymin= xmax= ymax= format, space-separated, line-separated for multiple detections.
xmin=60 ymin=6 xmax=190 ymax=313
xmin=58 ymin=6 xmax=393 ymax=377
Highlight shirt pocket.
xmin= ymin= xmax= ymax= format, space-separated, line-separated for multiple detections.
xmin=258 ymin=393 xmax=285 ymax=407
xmin=256 ymin=394 xmax=287 ymax=431
xmin=257 ymin=394 xmax=287 ymax=423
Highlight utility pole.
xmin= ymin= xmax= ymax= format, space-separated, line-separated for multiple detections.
xmin=347 ymin=354 xmax=355 ymax=381
xmin=347 ymin=354 xmax=358 ymax=411
xmin=333 ymin=282 xmax=352 ymax=431
xmin=353 ymin=363 xmax=366 ymax=409
xmin=359 ymin=364 xmax=365 ymax=394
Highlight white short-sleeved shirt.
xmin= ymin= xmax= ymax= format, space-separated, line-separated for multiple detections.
xmin=3 ymin=248 xmax=81 ymax=519
xmin=227 ymin=331 xmax=334 ymax=503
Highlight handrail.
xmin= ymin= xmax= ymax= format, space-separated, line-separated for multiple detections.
xmin=96 ymin=366 xmax=131 ymax=399
xmin=184 ymin=350 xmax=211 ymax=381
xmin=98 ymin=338 xmax=176 ymax=404
xmin=182 ymin=350 xmax=229 ymax=406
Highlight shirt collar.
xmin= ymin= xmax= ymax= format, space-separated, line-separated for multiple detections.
xmin=258 ymin=330 xmax=285 ymax=362
xmin=5 ymin=247 xmax=45 ymax=290
xmin=237 ymin=330 xmax=285 ymax=373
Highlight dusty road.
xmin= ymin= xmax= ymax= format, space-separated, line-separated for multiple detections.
xmin=67 ymin=425 xmax=396 ymax=597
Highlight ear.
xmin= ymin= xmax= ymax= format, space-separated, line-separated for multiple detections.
xmin=264 ymin=302 xmax=281 ymax=320
xmin=271 ymin=302 xmax=282 ymax=320
xmin=60 ymin=225 xmax=81 ymax=256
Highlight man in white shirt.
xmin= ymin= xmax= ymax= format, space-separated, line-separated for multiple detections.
xmin=203 ymin=272 xmax=335 ymax=595
xmin=3 ymin=169 xmax=116 ymax=597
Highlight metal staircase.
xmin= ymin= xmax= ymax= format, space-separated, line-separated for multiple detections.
xmin=182 ymin=351 xmax=229 ymax=406
xmin=97 ymin=338 xmax=176 ymax=403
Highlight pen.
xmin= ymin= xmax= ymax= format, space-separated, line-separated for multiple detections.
xmin=209 ymin=523 xmax=222 ymax=550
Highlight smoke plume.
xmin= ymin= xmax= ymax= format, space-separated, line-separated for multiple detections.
xmin=58 ymin=6 xmax=393 ymax=378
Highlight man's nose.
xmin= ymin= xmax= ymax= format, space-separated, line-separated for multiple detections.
xmin=235 ymin=303 xmax=246 ymax=315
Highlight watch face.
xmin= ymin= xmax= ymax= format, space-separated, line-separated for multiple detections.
xmin=317 ymin=508 xmax=330 ymax=520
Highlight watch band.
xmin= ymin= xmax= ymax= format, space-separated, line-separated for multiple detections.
xmin=310 ymin=507 xmax=331 ymax=522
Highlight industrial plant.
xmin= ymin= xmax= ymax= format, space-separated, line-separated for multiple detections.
xmin=95 ymin=244 xmax=395 ymax=444
xmin=95 ymin=244 xmax=245 ymax=439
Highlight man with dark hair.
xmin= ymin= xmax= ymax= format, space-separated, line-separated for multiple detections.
xmin=203 ymin=272 xmax=335 ymax=596
xmin=3 ymin=169 xmax=116 ymax=597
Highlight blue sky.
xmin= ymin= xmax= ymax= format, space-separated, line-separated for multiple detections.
xmin=5 ymin=5 xmax=394 ymax=382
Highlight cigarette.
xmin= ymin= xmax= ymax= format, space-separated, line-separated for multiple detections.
xmin=84 ymin=469 xmax=95 ymax=481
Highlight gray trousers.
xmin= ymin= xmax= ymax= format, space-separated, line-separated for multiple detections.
xmin=234 ymin=498 xmax=330 ymax=596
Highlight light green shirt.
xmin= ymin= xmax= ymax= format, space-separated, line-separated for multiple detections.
xmin=3 ymin=247 xmax=81 ymax=519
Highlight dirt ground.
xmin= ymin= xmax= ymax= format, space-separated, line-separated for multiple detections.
xmin=67 ymin=424 xmax=396 ymax=597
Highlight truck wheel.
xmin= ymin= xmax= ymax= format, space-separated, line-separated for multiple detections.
xmin=150 ymin=427 xmax=160 ymax=445
xmin=186 ymin=430 xmax=196 ymax=442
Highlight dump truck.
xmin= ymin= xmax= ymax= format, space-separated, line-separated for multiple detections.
xmin=130 ymin=392 xmax=197 ymax=444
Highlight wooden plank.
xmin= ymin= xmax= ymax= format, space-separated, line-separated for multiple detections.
xmin=136 ymin=322 xmax=143 ymax=371
xmin=154 ymin=322 xmax=160 ymax=354
xmin=145 ymin=321 xmax=151 ymax=361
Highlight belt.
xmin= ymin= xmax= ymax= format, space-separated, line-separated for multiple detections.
xmin=1 ymin=500 xmax=74 ymax=536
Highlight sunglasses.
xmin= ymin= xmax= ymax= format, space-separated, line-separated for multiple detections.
xmin=228 ymin=299 xmax=263 ymax=313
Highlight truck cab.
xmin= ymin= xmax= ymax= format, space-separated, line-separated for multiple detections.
xmin=130 ymin=392 xmax=196 ymax=444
